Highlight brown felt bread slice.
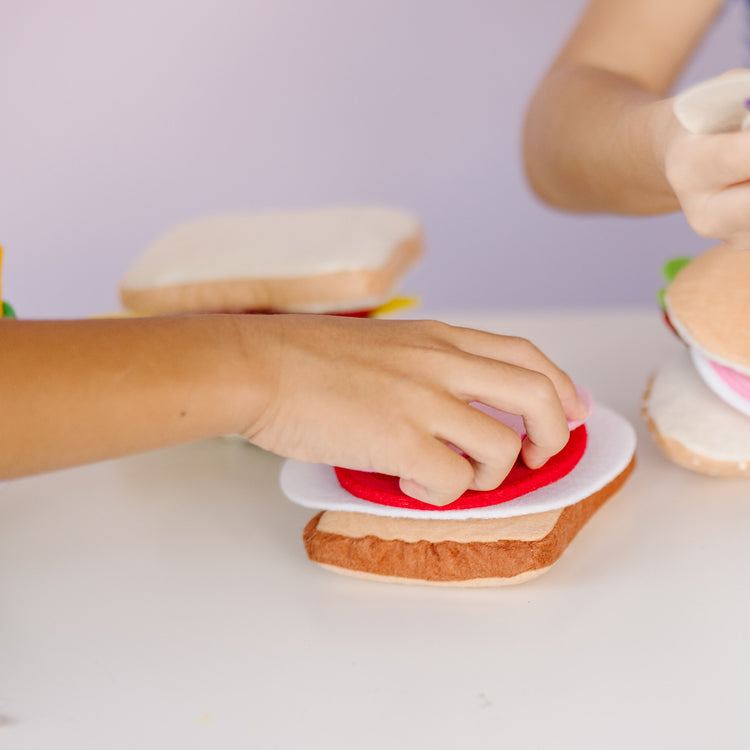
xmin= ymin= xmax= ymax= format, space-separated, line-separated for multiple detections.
xmin=120 ymin=207 xmax=423 ymax=315
xmin=303 ymin=457 xmax=635 ymax=587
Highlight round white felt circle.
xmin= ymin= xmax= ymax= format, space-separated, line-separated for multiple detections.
xmin=690 ymin=347 xmax=750 ymax=418
xmin=280 ymin=404 xmax=636 ymax=520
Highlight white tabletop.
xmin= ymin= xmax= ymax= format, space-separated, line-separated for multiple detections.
xmin=2 ymin=308 xmax=749 ymax=749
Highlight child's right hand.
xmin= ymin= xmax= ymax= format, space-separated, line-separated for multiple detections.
xmin=240 ymin=315 xmax=588 ymax=506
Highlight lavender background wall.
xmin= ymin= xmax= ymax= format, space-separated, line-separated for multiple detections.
xmin=0 ymin=0 xmax=745 ymax=318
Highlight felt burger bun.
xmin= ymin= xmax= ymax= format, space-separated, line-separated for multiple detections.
xmin=119 ymin=206 xmax=423 ymax=316
xmin=643 ymin=245 xmax=750 ymax=476
xmin=282 ymin=393 xmax=636 ymax=586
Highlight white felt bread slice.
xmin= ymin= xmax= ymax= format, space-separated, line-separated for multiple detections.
xmin=642 ymin=350 xmax=750 ymax=477
xmin=120 ymin=206 xmax=423 ymax=315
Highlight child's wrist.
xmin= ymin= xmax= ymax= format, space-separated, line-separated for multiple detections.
xmin=649 ymin=99 xmax=681 ymax=181
xmin=639 ymin=98 xmax=682 ymax=210
xmin=226 ymin=314 xmax=283 ymax=439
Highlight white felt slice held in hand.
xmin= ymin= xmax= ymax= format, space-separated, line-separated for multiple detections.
xmin=673 ymin=71 xmax=750 ymax=134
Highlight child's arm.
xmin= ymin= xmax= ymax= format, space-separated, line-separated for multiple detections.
xmin=0 ymin=314 xmax=586 ymax=506
xmin=523 ymin=0 xmax=724 ymax=214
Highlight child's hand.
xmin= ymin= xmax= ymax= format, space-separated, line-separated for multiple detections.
xmin=664 ymin=70 xmax=750 ymax=250
xmin=241 ymin=315 xmax=588 ymax=506
xmin=664 ymin=128 xmax=750 ymax=250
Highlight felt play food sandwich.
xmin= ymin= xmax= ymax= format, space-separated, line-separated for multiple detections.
xmin=119 ymin=206 xmax=423 ymax=317
xmin=641 ymin=75 xmax=750 ymax=475
xmin=643 ymin=246 xmax=750 ymax=477
xmin=281 ymin=392 xmax=636 ymax=586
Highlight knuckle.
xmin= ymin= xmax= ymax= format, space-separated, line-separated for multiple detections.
xmin=447 ymin=459 xmax=476 ymax=496
xmin=472 ymin=470 xmax=504 ymax=492
xmin=493 ymin=426 xmax=522 ymax=456
xmin=526 ymin=371 xmax=557 ymax=405
xmin=416 ymin=319 xmax=451 ymax=339
xmin=473 ymin=431 xmax=521 ymax=492
xmin=506 ymin=335 xmax=536 ymax=354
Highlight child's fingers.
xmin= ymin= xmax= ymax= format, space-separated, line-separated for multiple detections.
xmin=440 ymin=326 xmax=587 ymax=420
xmin=396 ymin=437 xmax=476 ymax=506
xmin=393 ymin=400 xmax=521 ymax=505
xmin=673 ymin=131 xmax=750 ymax=189
xmin=430 ymin=398 xmax=523 ymax=492
xmin=696 ymin=184 xmax=750 ymax=245
xmin=439 ymin=354 xmax=571 ymax=470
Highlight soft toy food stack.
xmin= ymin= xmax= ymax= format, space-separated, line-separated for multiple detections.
xmin=643 ymin=246 xmax=750 ymax=476
xmin=282 ymin=394 xmax=636 ymax=586
xmin=641 ymin=74 xmax=750 ymax=476
xmin=119 ymin=206 xmax=423 ymax=317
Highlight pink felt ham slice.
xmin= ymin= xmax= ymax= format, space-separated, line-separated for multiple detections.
xmin=690 ymin=347 xmax=750 ymax=417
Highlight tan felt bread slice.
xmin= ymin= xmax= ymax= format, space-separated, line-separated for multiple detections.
xmin=303 ymin=457 xmax=635 ymax=586
xmin=666 ymin=245 xmax=750 ymax=371
xmin=316 ymin=508 xmax=563 ymax=543
xmin=120 ymin=207 xmax=423 ymax=314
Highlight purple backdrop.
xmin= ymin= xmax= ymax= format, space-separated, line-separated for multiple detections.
xmin=0 ymin=0 xmax=744 ymax=318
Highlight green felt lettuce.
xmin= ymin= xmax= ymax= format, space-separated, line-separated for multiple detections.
xmin=658 ymin=257 xmax=692 ymax=310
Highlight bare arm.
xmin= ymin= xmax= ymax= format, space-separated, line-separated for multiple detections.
xmin=523 ymin=0 xmax=723 ymax=214
xmin=0 ymin=316 xmax=262 ymax=477
xmin=0 ymin=314 xmax=587 ymax=505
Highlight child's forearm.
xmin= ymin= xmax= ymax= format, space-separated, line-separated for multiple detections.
xmin=0 ymin=316 xmax=262 ymax=478
xmin=522 ymin=0 xmax=722 ymax=215
xmin=0 ymin=313 xmax=588 ymax=506
xmin=523 ymin=65 xmax=680 ymax=214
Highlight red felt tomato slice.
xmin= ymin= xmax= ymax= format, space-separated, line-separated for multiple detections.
xmin=335 ymin=425 xmax=588 ymax=511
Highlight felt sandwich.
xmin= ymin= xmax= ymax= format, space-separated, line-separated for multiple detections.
xmin=643 ymin=246 xmax=750 ymax=476
xmin=281 ymin=392 xmax=636 ymax=586
xmin=119 ymin=206 xmax=423 ymax=317
xmin=641 ymin=74 xmax=750 ymax=475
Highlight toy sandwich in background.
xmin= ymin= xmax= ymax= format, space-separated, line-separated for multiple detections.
xmin=641 ymin=74 xmax=750 ymax=476
xmin=281 ymin=393 xmax=636 ymax=586
xmin=643 ymin=247 xmax=750 ymax=476
xmin=119 ymin=206 xmax=423 ymax=318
